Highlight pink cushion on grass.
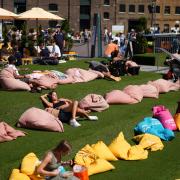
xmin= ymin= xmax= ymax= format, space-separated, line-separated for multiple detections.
xmin=152 ymin=105 xmax=177 ymax=131
xmin=0 ymin=78 xmax=31 ymax=91
xmin=0 ymin=67 xmax=14 ymax=79
xmin=105 ymin=90 xmax=138 ymax=104
xmin=139 ymin=84 xmax=159 ymax=98
xmin=123 ymin=85 xmax=144 ymax=102
xmin=17 ymin=107 xmax=64 ymax=132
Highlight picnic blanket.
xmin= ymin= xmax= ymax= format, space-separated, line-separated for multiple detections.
xmin=0 ymin=121 xmax=26 ymax=142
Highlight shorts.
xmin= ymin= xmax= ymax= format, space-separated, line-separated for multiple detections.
xmin=20 ymin=78 xmax=29 ymax=83
xmin=58 ymin=110 xmax=72 ymax=123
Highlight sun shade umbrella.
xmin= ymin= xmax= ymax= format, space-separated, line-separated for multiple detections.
xmin=17 ymin=7 xmax=64 ymax=20
xmin=0 ymin=7 xmax=18 ymax=19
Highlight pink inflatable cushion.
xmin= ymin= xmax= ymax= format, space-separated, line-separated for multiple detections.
xmin=0 ymin=78 xmax=31 ymax=91
xmin=17 ymin=107 xmax=64 ymax=132
xmin=123 ymin=85 xmax=144 ymax=102
xmin=105 ymin=90 xmax=138 ymax=104
xmin=0 ymin=67 xmax=15 ymax=79
xmin=152 ymin=105 xmax=177 ymax=131
xmin=139 ymin=84 xmax=159 ymax=98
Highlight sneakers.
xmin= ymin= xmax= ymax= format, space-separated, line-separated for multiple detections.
xmin=88 ymin=116 xmax=98 ymax=121
xmin=70 ymin=119 xmax=81 ymax=127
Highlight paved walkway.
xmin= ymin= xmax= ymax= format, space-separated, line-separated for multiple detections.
xmin=140 ymin=65 xmax=169 ymax=74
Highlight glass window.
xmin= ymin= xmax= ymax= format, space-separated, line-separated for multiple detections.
xmin=119 ymin=4 xmax=126 ymax=12
xmin=104 ymin=0 xmax=110 ymax=6
xmin=14 ymin=0 xmax=26 ymax=14
xmin=129 ymin=5 xmax=135 ymax=13
xmin=49 ymin=4 xmax=58 ymax=11
xmin=163 ymin=24 xmax=169 ymax=33
xmin=164 ymin=6 xmax=170 ymax=14
xmin=175 ymin=7 xmax=180 ymax=14
xmin=148 ymin=5 xmax=160 ymax=13
xmin=104 ymin=12 xmax=110 ymax=19
xmin=138 ymin=5 xmax=144 ymax=13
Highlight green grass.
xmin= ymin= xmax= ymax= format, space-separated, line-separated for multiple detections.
xmin=0 ymin=60 xmax=180 ymax=180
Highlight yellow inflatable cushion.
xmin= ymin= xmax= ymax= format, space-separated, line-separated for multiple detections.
xmin=74 ymin=144 xmax=98 ymax=167
xmin=21 ymin=152 xmax=40 ymax=175
xmin=127 ymin=145 xmax=148 ymax=160
xmin=174 ymin=113 xmax=180 ymax=131
xmin=133 ymin=133 xmax=164 ymax=151
xmin=29 ymin=174 xmax=45 ymax=180
xmin=91 ymin=141 xmax=118 ymax=161
xmin=88 ymin=159 xmax=115 ymax=176
xmin=108 ymin=132 xmax=131 ymax=159
xmin=9 ymin=169 xmax=30 ymax=180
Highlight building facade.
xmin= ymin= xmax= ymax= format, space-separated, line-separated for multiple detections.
xmin=1 ymin=0 xmax=180 ymax=33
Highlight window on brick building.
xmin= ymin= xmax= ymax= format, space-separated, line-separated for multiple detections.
xmin=119 ymin=4 xmax=126 ymax=13
xmin=129 ymin=5 xmax=135 ymax=13
xmin=163 ymin=24 xmax=170 ymax=33
xmin=175 ymin=7 xmax=180 ymax=14
xmin=49 ymin=20 xmax=58 ymax=28
xmin=14 ymin=0 xmax=26 ymax=14
xmin=104 ymin=0 xmax=110 ymax=6
xmin=49 ymin=4 xmax=58 ymax=12
xmin=104 ymin=12 xmax=110 ymax=19
xmin=148 ymin=5 xmax=160 ymax=13
xmin=138 ymin=4 xmax=144 ymax=13
xmin=164 ymin=6 xmax=170 ymax=14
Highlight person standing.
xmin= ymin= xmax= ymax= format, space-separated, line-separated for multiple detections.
xmin=53 ymin=24 xmax=65 ymax=58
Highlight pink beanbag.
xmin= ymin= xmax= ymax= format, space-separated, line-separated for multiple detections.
xmin=123 ymin=85 xmax=144 ymax=102
xmin=17 ymin=107 xmax=64 ymax=132
xmin=105 ymin=90 xmax=138 ymax=104
xmin=139 ymin=84 xmax=159 ymax=98
xmin=0 ymin=67 xmax=14 ymax=79
xmin=0 ymin=78 xmax=31 ymax=91
xmin=152 ymin=105 xmax=177 ymax=131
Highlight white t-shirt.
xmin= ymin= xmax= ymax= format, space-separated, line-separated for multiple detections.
xmin=5 ymin=64 xmax=19 ymax=75
xmin=49 ymin=45 xmax=61 ymax=57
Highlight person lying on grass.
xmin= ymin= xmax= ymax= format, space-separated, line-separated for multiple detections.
xmin=6 ymin=55 xmax=43 ymax=92
xmin=40 ymin=91 xmax=98 ymax=127
xmin=37 ymin=139 xmax=78 ymax=179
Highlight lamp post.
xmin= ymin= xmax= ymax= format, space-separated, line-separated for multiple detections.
xmin=151 ymin=0 xmax=156 ymax=30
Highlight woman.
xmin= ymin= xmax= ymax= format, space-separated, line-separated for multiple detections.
xmin=40 ymin=91 xmax=97 ymax=127
xmin=37 ymin=140 xmax=78 ymax=180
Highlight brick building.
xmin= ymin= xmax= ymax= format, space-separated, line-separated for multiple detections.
xmin=1 ymin=0 xmax=180 ymax=33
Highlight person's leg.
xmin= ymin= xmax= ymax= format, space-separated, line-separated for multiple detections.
xmin=103 ymin=72 xmax=121 ymax=82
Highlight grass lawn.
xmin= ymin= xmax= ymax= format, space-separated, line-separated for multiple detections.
xmin=0 ymin=59 xmax=180 ymax=180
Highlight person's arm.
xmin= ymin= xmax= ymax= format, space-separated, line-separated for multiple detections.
xmin=40 ymin=94 xmax=53 ymax=108
xmin=37 ymin=152 xmax=59 ymax=177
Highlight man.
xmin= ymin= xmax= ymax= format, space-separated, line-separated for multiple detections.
xmin=53 ymin=24 xmax=65 ymax=58
xmin=104 ymin=40 xmax=119 ymax=58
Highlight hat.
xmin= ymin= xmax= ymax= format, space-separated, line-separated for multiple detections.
xmin=56 ymin=24 xmax=61 ymax=28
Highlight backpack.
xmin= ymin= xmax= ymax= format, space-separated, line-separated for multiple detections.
xmin=109 ymin=61 xmax=126 ymax=77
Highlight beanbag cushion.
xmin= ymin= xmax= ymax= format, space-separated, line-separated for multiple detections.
xmin=108 ymin=132 xmax=131 ymax=159
xmin=91 ymin=141 xmax=118 ymax=161
xmin=79 ymin=94 xmax=109 ymax=112
xmin=88 ymin=159 xmax=115 ymax=176
xmin=127 ymin=145 xmax=148 ymax=160
xmin=9 ymin=169 xmax=30 ymax=180
xmin=174 ymin=113 xmax=180 ymax=131
xmin=17 ymin=107 xmax=64 ymax=132
xmin=0 ymin=67 xmax=14 ymax=79
xmin=0 ymin=78 xmax=31 ymax=91
xmin=105 ymin=90 xmax=138 ymax=104
xmin=74 ymin=144 xmax=98 ymax=167
xmin=123 ymin=85 xmax=143 ymax=102
xmin=134 ymin=117 xmax=175 ymax=141
xmin=21 ymin=153 xmax=40 ymax=175
xmin=133 ymin=133 xmax=164 ymax=151
xmin=153 ymin=105 xmax=177 ymax=131
xmin=148 ymin=79 xmax=179 ymax=93
xmin=139 ymin=84 xmax=159 ymax=98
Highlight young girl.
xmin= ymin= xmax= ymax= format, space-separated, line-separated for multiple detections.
xmin=37 ymin=140 xmax=78 ymax=179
